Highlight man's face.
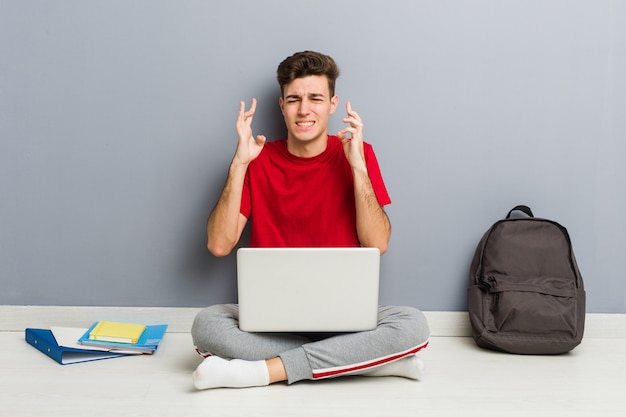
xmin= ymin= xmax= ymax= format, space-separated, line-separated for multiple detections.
xmin=279 ymin=75 xmax=338 ymax=146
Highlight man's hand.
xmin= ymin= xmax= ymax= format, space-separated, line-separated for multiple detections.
xmin=337 ymin=101 xmax=366 ymax=171
xmin=234 ymin=98 xmax=266 ymax=166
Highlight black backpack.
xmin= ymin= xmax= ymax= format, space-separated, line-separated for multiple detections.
xmin=468 ymin=205 xmax=586 ymax=354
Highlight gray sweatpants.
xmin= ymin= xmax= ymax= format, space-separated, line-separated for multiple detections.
xmin=191 ymin=304 xmax=430 ymax=384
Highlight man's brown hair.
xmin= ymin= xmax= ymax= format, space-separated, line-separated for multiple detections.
xmin=276 ymin=51 xmax=340 ymax=97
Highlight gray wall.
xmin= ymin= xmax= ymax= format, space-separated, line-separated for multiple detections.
xmin=1 ymin=1 xmax=624 ymax=313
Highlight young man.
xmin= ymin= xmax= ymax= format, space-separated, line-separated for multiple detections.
xmin=191 ymin=51 xmax=430 ymax=389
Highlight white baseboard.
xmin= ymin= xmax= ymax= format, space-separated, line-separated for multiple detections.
xmin=1 ymin=305 xmax=624 ymax=338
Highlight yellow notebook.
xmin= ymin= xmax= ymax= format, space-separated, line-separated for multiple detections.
xmin=88 ymin=321 xmax=146 ymax=344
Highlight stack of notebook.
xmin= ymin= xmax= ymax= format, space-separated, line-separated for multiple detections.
xmin=25 ymin=321 xmax=168 ymax=365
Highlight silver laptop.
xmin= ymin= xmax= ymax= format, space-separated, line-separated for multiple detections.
xmin=237 ymin=247 xmax=380 ymax=332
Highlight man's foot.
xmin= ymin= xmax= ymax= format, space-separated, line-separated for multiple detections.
xmin=192 ymin=356 xmax=270 ymax=390
xmin=361 ymin=355 xmax=425 ymax=380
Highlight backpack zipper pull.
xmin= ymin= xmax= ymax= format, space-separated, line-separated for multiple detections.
xmin=478 ymin=276 xmax=494 ymax=292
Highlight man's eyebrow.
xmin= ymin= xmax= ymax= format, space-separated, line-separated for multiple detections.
xmin=284 ymin=93 xmax=327 ymax=100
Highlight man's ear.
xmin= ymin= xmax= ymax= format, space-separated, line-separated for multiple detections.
xmin=279 ymin=96 xmax=284 ymax=115
xmin=330 ymin=95 xmax=339 ymax=114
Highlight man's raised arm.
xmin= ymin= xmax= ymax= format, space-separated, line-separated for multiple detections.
xmin=337 ymin=102 xmax=391 ymax=254
xmin=207 ymin=99 xmax=266 ymax=256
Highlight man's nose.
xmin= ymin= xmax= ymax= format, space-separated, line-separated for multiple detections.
xmin=298 ymin=99 xmax=311 ymax=115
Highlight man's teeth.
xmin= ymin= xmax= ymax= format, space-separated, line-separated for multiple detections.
xmin=297 ymin=122 xmax=314 ymax=127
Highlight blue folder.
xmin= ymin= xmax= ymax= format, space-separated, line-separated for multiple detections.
xmin=25 ymin=328 xmax=128 ymax=365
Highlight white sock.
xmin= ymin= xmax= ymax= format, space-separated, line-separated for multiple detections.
xmin=362 ymin=355 xmax=425 ymax=380
xmin=192 ymin=356 xmax=270 ymax=390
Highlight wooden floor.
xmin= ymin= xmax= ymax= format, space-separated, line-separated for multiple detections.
xmin=2 ymin=307 xmax=625 ymax=417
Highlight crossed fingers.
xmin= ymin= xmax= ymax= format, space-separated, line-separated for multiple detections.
xmin=337 ymin=101 xmax=363 ymax=142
